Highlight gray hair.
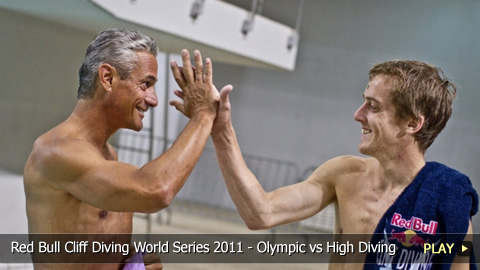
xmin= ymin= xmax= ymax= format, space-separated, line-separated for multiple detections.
xmin=77 ymin=28 xmax=158 ymax=99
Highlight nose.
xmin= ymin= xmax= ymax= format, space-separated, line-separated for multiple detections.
xmin=145 ymin=88 xmax=158 ymax=107
xmin=354 ymin=103 xmax=366 ymax=122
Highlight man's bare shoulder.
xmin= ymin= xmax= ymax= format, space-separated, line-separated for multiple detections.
xmin=32 ymin=132 xmax=90 ymax=163
xmin=318 ymin=155 xmax=371 ymax=175
xmin=306 ymin=155 xmax=376 ymax=188
xmin=25 ymin=125 xmax=103 ymax=187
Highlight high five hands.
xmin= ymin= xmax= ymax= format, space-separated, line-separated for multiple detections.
xmin=170 ymin=49 xmax=233 ymax=121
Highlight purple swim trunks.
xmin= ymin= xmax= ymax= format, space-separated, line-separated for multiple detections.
xmin=123 ymin=252 xmax=145 ymax=270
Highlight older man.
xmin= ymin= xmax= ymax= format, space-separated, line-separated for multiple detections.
xmin=24 ymin=28 xmax=231 ymax=269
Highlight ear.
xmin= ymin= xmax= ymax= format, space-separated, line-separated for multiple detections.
xmin=97 ymin=63 xmax=115 ymax=93
xmin=406 ymin=114 xmax=425 ymax=134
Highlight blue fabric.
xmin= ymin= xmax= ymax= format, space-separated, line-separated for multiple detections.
xmin=364 ymin=162 xmax=478 ymax=270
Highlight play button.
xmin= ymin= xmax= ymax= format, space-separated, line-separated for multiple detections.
xmin=457 ymin=241 xmax=473 ymax=256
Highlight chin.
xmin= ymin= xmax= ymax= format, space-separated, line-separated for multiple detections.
xmin=358 ymin=144 xmax=373 ymax=156
xmin=128 ymin=122 xmax=143 ymax=132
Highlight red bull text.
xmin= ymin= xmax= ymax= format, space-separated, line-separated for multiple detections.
xmin=391 ymin=213 xmax=438 ymax=235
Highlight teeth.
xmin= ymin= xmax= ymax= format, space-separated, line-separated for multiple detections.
xmin=362 ymin=129 xmax=371 ymax=134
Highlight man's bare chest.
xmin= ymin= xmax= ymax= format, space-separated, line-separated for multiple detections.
xmin=49 ymin=196 xmax=134 ymax=233
xmin=335 ymin=183 xmax=404 ymax=234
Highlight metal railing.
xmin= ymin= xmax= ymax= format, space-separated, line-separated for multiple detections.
xmin=112 ymin=129 xmax=335 ymax=233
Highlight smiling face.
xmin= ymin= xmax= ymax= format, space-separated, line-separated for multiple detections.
xmin=110 ymin=51 xmax=159 ymax=131
xmin=353 ymin=75 xmax=409 ymax=158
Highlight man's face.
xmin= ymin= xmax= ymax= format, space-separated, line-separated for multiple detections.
xmin=112 ymin=51 xmax=158 ymax=131
xmin=353 ymin=75 xmax=407 ymax=158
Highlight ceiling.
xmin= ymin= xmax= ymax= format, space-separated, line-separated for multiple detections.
xmin=0 ymin=0 xmax=303 ymax=70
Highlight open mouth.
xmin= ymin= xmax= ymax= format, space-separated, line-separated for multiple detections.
xmin=137 ymin=107 xmax=147 ymax=118
xmin=362 ymin=128 xmax=372 ymax=135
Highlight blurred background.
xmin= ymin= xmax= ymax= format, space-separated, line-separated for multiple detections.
xmin=1 ymin=0 xmax=479 ymax=268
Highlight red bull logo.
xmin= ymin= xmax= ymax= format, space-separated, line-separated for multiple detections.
xmin=408 ymin=234 xmax=428 ymax=247
xmin=389 ymin=229 xmax=429 ymax=248
xmin=390 ymin=213 xmax=438 ymax=235
xmin=389 ymin=230 xmax=407 ymax=243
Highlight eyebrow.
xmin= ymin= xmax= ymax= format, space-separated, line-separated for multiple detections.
xmin=362 ymin=94 xmax=380 ymax=103
xmin=144 ymin=75 xmax=158 ymax=84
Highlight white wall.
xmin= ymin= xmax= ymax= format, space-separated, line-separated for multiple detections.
xmin=0 ymin=8 xmax=92 ymax=172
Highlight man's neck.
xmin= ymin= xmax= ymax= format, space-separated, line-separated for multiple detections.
xmin=69 ymin=100 xmax=117 ymax=149
xmin=374 ymin=147 xmax=426 ymax=189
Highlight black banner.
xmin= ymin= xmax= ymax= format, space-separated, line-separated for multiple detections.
xmin=0 ymin=233 xmax=476 ymax=264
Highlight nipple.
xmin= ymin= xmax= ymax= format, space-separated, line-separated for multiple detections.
xmin=99 ymin=210 xmax=108 ymax=218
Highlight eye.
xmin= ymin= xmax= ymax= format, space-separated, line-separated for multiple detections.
xmin=367 ymin=102 xmax=378 ymax=111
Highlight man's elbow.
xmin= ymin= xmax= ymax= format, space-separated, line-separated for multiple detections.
xmin=245 ymin=222 xmax=266 ymax=231
xmin=156 ymin=186 xmax=175 ymax=210
xmin=244 ymin=215 xmax=273 ymax=231
xmin=143 ymin=186 xmax=175 ymax=213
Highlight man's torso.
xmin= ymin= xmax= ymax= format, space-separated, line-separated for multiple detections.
xmin=324 ymin=156 xmax=418 ymax=270
xmin=23 ymin=123 xmax=134 ymax=269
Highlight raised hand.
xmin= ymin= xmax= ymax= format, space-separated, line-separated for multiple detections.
xmin=212 ymin=85 xmax=234 ymax=134
xmin=169 ymin=49 xmax=219 ymax=119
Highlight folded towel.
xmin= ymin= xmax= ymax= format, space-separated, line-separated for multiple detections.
xmin=364 ymin=162 xmax=478 ymax=270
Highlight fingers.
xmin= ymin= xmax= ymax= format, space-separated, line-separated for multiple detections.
xmin=180 ymin=49 xmax=194 ymax=82
xmin=170 ymin=49 xmax=221 ymax=119
xmin=170 ymin=89 xmax=185 ymax=112
xmin=204 ymin=58 xmax=212 ymax=85
xmin=145 ymin=263 xmax=163 ymax=270
xmin=172 ymin=49 xmax=211 ymax=86
xmin=193 ymin=50 xmax=204 ymax=82
xmin=170 ymin=49 xmax=200 ymax=88
xmin=169 ymin=100 xmax=185 ymax=115
xmin=180 ymin=49 xmax=204 ymax=83
xmin=219 ymin=85 xmax=233 ymax=105
xmin=218 ymin=85 xmax=233 ymax=115
xmin=220 ymin=85 xmax=233 ymax=99
xmin=170 ymin=89 xmax=187 ymax=115
xmin=173 ymin=89 xmax=184 ymax=100
xmin=170 ymin=60 xmax=185 ymax=88
xmin=212 ymin=85 xmax=233 ymax=132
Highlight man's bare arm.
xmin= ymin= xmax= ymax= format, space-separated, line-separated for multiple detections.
xmin=35 ymin=49 xmax=219 ymax=213
xmin=211 ymin=88 xmax=337 ymax=230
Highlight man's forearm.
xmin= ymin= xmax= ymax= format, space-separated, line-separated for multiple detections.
xmin=212 ymin=125 xmax=273 ymax=229
xmin=137 ymin=113 xmax=215 ymax=207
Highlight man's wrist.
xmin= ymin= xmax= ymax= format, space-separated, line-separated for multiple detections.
xmin=212 ymin=123 xmax=234 ymax=140
xmin=191 ymin=110 xmax=216 ymax=124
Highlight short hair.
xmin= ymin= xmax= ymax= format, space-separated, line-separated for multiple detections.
xmin=77 ymin=28 xmax=158 ymax=99
xmin=369 ymin=60 xmax=456 ymax=153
